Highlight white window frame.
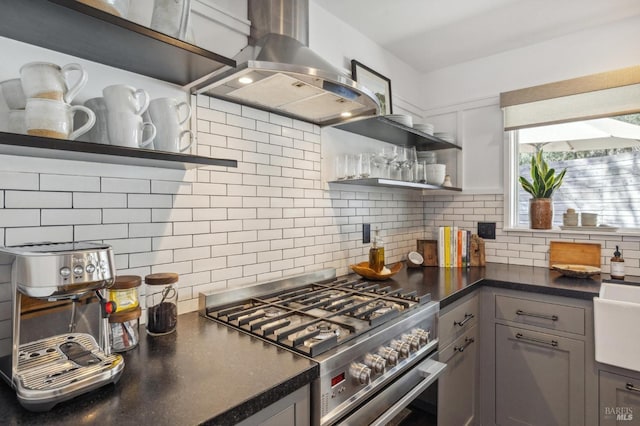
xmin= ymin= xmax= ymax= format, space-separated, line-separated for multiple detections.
xmin=501 ymin=66 xmax=640 ymax=235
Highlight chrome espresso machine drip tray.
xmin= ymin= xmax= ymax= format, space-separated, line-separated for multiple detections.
xmin=16 ymin=334 xmax=122 ymax=395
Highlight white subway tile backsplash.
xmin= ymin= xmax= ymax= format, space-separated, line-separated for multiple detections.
xmin=129 ymin=223 xmax=172 ymax=238
xmin=0 ymin=171 xmax=39 ymax=190
xmin=152 ymin=235 xmax=193 ymax=251
xmin=105 ymin=238 xmax=151 ymax=254
xmin=210 ymin=98 xmax=242 ymax=115
xmin=256 ymin=121 xmax=281 ymax=135
xmin=102 ymin=178 xmax=150 ymax=194
xmin=41 ymin=209 xmax=101 ymax=226
xmin=5 ymin=191 xmax=71 ymax=208
xmin=5 ymin=226 xmax=72 ymax=246
xmin=74 ymin=193 xmax=127 ymax=208
xmin=128 ymin=194 xmax=172 ymax=208
xmin=0 ymin=210 xmax=39 ymax=227
xmin=152 ymin=208 xmax=193 ymax=222
xmin=242 ymin=105 xmax=269 ymax=122
xmin=41 ymin=174 xmax=99 ymax=192
xmin=130 ymin=250 xmax=173 ymax=268
xmin=103 ymin=209 xmax=150 ymax=224
xmin=174 ymin=221 xmax=210 ymax=235
xmin=75 ymin=224 xmax=128 ymax=241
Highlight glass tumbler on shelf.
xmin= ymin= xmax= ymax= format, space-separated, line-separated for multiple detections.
xmin=358 ymin=153 xmax=372 ymax=178
xmin=335 ymin=154 xmax=347 ymax=180
xmin=346 ymin=154 xmax=358 ymax=179
xmin=403 ymin=146 xmax=417 ymax=181
xmin=145 ymin=272 xmax=179 ymax=336
xmin=415 ymin=160 xmax=427 ymax=183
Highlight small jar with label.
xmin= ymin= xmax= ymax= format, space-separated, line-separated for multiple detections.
xmin=108 ymin=275 xmax=141 ymax=312
xmin=145 ymin=272 xmax=179 ymax=336
xmin=109 ymin=306 xmax=141 ymax=352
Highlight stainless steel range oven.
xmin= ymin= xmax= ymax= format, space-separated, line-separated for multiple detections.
xmin=199 ymin=269 xmax=445 ymax=425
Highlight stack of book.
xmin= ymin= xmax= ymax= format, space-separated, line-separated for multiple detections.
xmin=437 ymin=226 xmax=471 ymax=268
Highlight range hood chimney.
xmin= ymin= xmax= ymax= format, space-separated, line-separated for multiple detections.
xmin=192 ymin=0 xmax=380 ymax=126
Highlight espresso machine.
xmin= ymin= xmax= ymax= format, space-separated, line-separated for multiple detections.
xmin=0 ymin=242 xmax=124 ymax=411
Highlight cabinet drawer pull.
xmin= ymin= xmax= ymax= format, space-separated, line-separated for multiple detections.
xmin=516 ymin=309 xmax=558 ymax=321
xmin=454 ymin=337 xmax=475 ymax=354
xmin=626 ymin=383 xmax=640 ymax=393
xmin=515 ymin=333 xmax=558 ymax=347
xmin=454 ymin=313 xmax=474 ymax=327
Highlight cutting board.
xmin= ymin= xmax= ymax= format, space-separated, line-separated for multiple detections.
xmin=549 ymin=241 xmax=601 ymax=268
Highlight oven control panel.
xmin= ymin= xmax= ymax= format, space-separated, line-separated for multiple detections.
xmin=317 ymin=305 xmax=439 ymax=426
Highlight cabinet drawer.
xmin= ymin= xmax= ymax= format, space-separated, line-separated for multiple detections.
xmin=439 ymin=324 xmax=478 ymax=364
xmin=495 ymin=295 xmax=585 ymax=335
xmin=439 ymin=294 xmax=479 ymax=347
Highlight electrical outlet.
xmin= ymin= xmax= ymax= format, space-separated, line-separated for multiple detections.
xmin=363 ymin=223 xmax=371 ymax=244
xmin=478 ymin=222 xmax=496 ymax=239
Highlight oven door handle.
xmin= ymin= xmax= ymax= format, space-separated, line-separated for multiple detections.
xmin=369 ymin=357 xmax=447 ymax=426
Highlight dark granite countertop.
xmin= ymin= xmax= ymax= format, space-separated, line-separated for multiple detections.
xmin=2 ymin=263 xmax=638 ymax=425
xmin=0 ymin=312 xmax=318 ymax=426
xmin=345 ymin=263 xmax=639 ymax=309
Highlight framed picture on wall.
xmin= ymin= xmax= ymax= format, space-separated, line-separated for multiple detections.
xmin=351 ymin=60 xmax=393 ymax=115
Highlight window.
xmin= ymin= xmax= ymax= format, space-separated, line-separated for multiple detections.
xmin=502 ymin=66 xmax=640 ymax=231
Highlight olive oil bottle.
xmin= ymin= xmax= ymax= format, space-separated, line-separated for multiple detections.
xmin=369 ymin=230 xmax=385 ymax=273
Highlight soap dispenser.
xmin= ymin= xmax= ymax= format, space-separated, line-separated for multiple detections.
xmin=369 ymin=229 xmax=385 ymax=273
xmin=610 ymin=246 xmax=625 ymax=280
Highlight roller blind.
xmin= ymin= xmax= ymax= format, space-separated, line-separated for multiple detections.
xmin=500 ymin=65 xmax=640 ymax=130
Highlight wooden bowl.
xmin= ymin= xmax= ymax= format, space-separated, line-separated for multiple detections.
xmin=350 ymin=262 xmax=403 ymax=281
xmin=551 ymin=264 xmax=601 ymax=278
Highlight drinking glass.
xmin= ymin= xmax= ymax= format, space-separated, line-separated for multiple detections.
xmin=358 ymin=153 xmax=372 ymax=178
xmin=370 ymin=152 xmax=386 ymax=178
xmin=380 ymin=145 xmax=398 ymax=179
xmin=394 ymin=146 xmax=408 ymax=180
xmin=346 ymin=154 xmax=358 ymax=179
xmin=404 ymin=146 xmax=417 ymax=181
xmin=335 ymin=154 xmax=347 ymax=180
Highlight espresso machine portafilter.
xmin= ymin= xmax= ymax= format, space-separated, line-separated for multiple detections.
xmin=0 ymin=242 xmax=124 ymax=411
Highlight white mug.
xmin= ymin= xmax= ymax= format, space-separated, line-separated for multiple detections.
xmin=79 ymin=97 xmax=110 ymax=144
xmin=107 ymin=112 xmax=155 ymax=148
xmin=8 ymin=110 xmax=26 ymax=134
xmin=76 ymin=0 xmax=130 ymax=18
xmin=148 ymin=97 xmax=193 ymax=152
xmin=20 ymin=62 xmax=88 ymax=104
xmin=103 ymin=84 xmax=150 ymax=115
xmin=0 ymin=78 xmax=27 ymax=109
xmin=25 ymin=98 xmax=95 ymax=140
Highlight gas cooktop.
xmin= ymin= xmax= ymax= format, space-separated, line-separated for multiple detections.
xmin=204 ymin=274 xmax=430 ymax=357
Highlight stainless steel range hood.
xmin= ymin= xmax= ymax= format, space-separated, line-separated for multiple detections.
xmin=191 ymin=0 xmax=380 ymax=126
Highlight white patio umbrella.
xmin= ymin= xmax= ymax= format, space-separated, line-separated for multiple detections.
xmin=518 ymin=117 xmax=640 ymax=153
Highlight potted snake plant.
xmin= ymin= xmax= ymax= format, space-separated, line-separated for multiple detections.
xmin=519 ymin=150 xmax=567 ymax=229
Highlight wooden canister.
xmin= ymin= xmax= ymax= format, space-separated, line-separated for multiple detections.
xmin=417 ymin=239 xmax=438 ymax=266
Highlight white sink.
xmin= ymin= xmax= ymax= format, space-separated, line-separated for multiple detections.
xmin=594 ymin=282 xmax=640 ymax=372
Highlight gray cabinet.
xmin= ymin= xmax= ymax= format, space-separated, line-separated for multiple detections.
xmin=438 ymin=324 xmax=478 ymax=426
xmin=434 ymin=292 xmax=480 ymax=426
xmin=236 ymin=385 xmax=310 ymax=426
xmin=599 ymin=370 xmax=640 ymax=425
xmin=495 ymin=323 xmax=585 ymax=425
xmin=479 ymin=288 xmax=596 ymax=426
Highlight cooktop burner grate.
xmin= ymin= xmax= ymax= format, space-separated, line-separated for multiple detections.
xmin=205 ymin=276 xmax=429 ymax=357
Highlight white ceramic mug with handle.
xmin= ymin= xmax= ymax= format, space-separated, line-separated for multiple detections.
xmin=147 ymin=97 xmax=193 ymax=152
xmin=78 ymin=97 xmax=110 ymax=144
xmin=25 ymin=98 xmax=95 ymax=140
xmin=0 ymin=78 xmax=27 ymax=109
xmin=20 ymin=62 xmax=88 ymax=104
xmin=107 ymin=111 xmax=156 ymax=148
xmin=103 ymin=84 xmax=150 ymax=115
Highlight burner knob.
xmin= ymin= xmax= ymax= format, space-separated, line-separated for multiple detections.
xmin=379 ymin=347 xmax=399 ymax=366
xmin=364 ymin=353 xmax=386 ymax=374
xmin=390 ymin=339 xmax=410 ymax=358
xmin=349 ymin=362 xmax=371 ymax=385
xmin=403 ymin=334 xmax=421 ymax=351
xmin=413 ymin=328 xmax=430 ymax=345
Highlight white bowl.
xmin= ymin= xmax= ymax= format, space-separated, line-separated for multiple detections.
xmin=386 ymin=114 xmax=413 ymax=127
xmin=425 ymin=164 xmax=446 ymax=185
